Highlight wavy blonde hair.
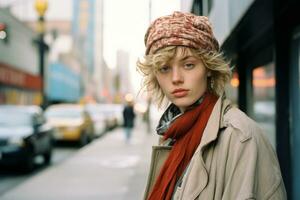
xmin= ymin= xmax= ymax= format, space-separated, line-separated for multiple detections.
xmin=137 ymin=46 xmax=231 ymax=107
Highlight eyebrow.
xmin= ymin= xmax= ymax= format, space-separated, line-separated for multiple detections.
xmin=179 ymin=56 xmax=196 ymax=61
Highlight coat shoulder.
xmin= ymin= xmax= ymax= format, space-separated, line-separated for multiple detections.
xmin=222 ymin=107 xmax=263 ymax=143
xmin=219 ymin=107 xmax=287 ymax=199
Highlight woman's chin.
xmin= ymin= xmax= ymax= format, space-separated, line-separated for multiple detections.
xmin=172 ymin=99 xmax=194 ymax=110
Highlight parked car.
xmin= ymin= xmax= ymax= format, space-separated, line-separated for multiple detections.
xmin=108 ymin=104 xmax=123 ymax=128
xmin=0 ymin=105 xmax=53 ymax=171
xmin=45 ymin=104 xmax=94 ymax=146
xmin=86 ymin=104 xmax=123 ymax=131
xmin=86 ymin=104 xmax=107 ymax=137
xmin=103 ymin=104 xmax=123 ymax=129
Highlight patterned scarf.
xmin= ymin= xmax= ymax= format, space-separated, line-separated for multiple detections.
xmin=148 ymin=93 xmax=218 ymax=200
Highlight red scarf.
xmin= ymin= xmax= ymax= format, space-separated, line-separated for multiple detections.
xmin=148 ymin=93 xmax=218 ymax=200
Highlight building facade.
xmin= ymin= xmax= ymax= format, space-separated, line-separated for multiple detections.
xmin=46 ymin=61 xmax=81 ymax=103
xmin=0 ymin=8 xmax=42 ymax=105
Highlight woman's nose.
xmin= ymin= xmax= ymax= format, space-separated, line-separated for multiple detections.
xmin=172 ymin=67 xmax=183 ymax=84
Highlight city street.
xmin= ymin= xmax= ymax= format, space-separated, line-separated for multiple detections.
xmin=0 ymin=146 xmax=78 ymax=196
xmin=0 ymin=120 xmax=158 ymax=200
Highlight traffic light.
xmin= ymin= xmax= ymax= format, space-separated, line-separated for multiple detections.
xmin=0 ymin=23 xmax=8 ymax=43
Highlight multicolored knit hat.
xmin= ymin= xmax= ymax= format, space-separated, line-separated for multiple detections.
xmin=145 ymin=11 xmax=219 ymax=55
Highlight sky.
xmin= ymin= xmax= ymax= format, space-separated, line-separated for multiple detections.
xmin=103 ymin=0 xmax=181 ymax=69
xmin=103 ymin=0 xmax=181 ymax=93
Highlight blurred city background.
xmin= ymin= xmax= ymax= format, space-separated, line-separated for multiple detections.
xmin=0 ymin=0 xmax=299 ymax=199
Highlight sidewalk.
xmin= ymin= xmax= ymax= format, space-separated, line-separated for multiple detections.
xmin=0 ymin=120 xmax=158 ymax=200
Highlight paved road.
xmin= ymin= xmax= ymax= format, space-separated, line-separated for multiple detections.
xmin=0 ymin=145 xmax=79 ymax=196
xmin=0 ymin=121 xmax=158 ymax=200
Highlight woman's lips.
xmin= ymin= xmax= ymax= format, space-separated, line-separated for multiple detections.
xmin=172 ymin=89 xmax=189 ymax=98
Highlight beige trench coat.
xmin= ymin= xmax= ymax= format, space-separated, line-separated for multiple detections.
xmin=144 ymin=96 xmax=287 ymax=200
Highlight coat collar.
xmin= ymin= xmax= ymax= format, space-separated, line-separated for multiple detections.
xmin=197 ymin=93 xmax=231 ymax=153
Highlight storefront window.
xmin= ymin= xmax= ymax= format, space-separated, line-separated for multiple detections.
xmin=225 ymin=71 xmax=239 ymax=106
xmin=291 ymin=28 xmax=300 ymax=200
xmin=0 ymin=86 xmax=41 ymax=105
xmin=252 ymin=63 xmax=276 ymax=147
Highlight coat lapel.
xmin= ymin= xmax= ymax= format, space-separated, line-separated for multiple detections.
xmin=180 ymin=95 xmax=231 ymax=199
xmin=143 ymin=145 xmax=172 ymax=200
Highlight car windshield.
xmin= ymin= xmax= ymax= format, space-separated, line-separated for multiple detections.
xmin=0 ymin=112 xmax=32 ymax=126
xmin=45 ymin=108 xmax=82 ymax=119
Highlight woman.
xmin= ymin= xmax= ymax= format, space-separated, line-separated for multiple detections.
xmin=137 ymin=11 xmax=286 ymax=200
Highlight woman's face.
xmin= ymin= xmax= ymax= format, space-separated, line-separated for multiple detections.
xmin=155 ymin=48 xmax=209 ymax=112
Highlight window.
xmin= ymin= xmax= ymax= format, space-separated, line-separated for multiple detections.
xmin=203 ymin=0 xmax=213 ymax=16
xmin=225 ymin=71 xmax=239 ymax=106
xmin=252 ymin=63 xmax=276 ymax=147
xmin=291 ymin=27 xmax=300 ymax=200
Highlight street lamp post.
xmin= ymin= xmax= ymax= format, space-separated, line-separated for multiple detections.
xmin=34 ymin=0 xmax=49 ymax=109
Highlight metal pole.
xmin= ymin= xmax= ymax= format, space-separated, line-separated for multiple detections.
xmin=38 ymin=15 xmax=47 ymax=109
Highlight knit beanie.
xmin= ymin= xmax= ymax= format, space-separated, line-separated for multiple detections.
xmin=145 ymin=11 xmax=219 ymax=55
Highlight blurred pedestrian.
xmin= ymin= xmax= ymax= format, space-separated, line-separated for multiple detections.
xmin=122 ymin=95 xmax=136 ymax=143
xmin=143 ymin=97 xmax=152 ymax=133
xmin=137 ymin=11 xmax=286 ymax=200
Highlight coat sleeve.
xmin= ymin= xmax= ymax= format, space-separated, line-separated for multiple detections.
xmin=221 ymin=123 xmax=287 ymax=200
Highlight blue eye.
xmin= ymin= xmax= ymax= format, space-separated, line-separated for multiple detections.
xmin=184 ymin=63 xmax=195 ymax=69
xmin=158 ymin=66 xmax=171 ymax=73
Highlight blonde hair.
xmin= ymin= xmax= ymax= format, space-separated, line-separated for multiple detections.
xmin=137 ymin=46 xmax=232 ymax=107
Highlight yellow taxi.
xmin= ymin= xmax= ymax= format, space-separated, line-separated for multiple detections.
xmin=45 ymin=104 xmax=94 ymax=146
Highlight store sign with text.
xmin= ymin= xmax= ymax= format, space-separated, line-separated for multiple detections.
xmin=0 ymin=62 xmax=42 ymax=90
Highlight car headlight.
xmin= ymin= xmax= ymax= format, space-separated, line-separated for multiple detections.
xmin=8 ymin=137 xmax=25 ymax=146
